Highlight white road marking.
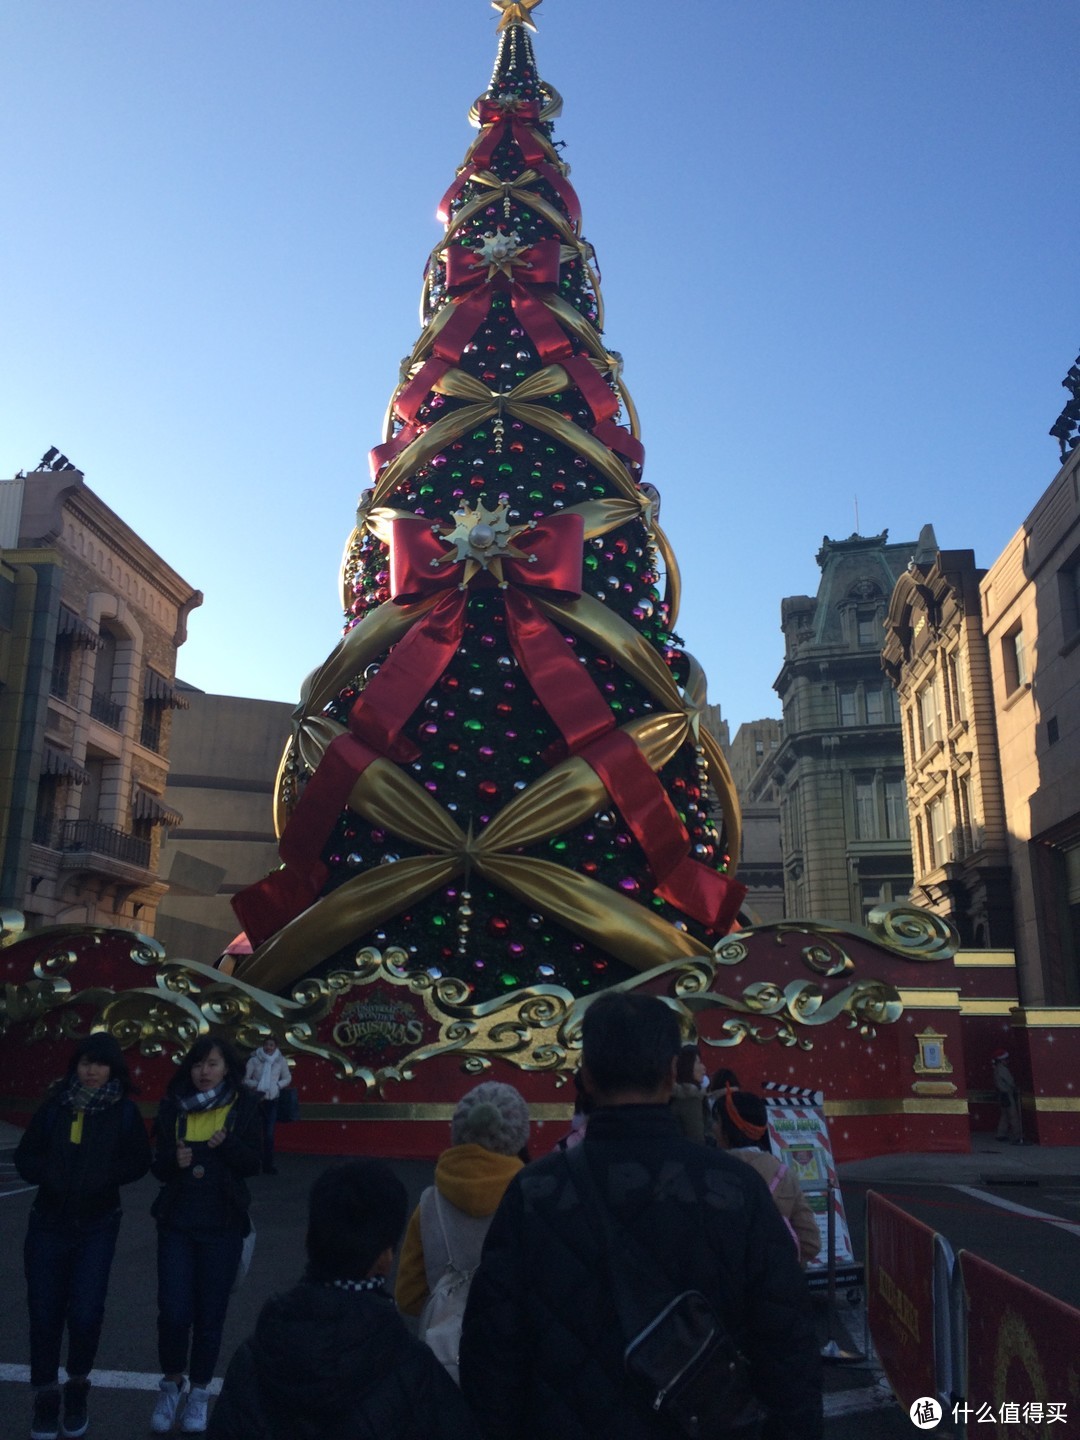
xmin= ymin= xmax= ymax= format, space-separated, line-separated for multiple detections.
xmin=952 ymin=1184 xmax=1080 ymax=1240
xmin=0 ymin=1361 xmax=885 ymax=1414
xmin=0 ymin=1365 xmax=221 ymax=1394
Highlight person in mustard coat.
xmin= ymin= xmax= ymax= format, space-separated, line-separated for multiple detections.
xmin=395 ymin=1081 xmax=530 ymax=1375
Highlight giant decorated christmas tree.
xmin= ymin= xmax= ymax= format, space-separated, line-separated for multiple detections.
xmin=0 ymin=0 xmax=999 ymax=1168
xmin=230 ymin=0 xmax=746 ymax=1003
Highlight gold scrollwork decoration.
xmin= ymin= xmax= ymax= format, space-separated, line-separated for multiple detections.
xmin=865 ymin=903 xmax=959 ymax=961
xmin=1 ymin=902 xmax=929 ymax=1088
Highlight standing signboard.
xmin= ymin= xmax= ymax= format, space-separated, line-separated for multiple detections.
xmin=763 ymin=1083 xmax=856 ymax=1278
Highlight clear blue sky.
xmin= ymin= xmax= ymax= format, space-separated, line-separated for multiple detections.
xmin=3 ymin=0 xmax=1077 ymax=734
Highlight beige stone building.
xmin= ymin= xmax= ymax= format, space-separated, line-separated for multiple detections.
xmin=156 ymin=687 xmax=294 ymax=964
xmin=0 ymin=461 xmax=201 ymax=933
xmin=771 ymin=533 xmax=915 ymax=924
xmin=726 ymin=719 xmax=783 ymax=802
xmin=980 ymin=442 xmax=1080 ymax=1004
xmin=734 ymin=802 xmax=785 ymax=924
xmin=882 ymin=529 xmax=1013 ymax=950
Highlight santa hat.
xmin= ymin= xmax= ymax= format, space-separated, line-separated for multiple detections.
xmin=992 ymin=1049 xmax=1009 ymax=1061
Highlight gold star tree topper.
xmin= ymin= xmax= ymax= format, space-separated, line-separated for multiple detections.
xmin=492 ymin=0 xmax=543 ymax=33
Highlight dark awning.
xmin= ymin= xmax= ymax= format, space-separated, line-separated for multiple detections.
xmin=56 ymin=606 xmax=101 ymax=650
xmin=41 ymin=745 xmax=91 ymax=785
xmin=133 ymin=789 xmax=184 ymax=827
xmin=144 ymin=670 xmax=190 ymax=710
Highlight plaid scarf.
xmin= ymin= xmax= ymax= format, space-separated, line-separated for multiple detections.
xmin=178 ymin=1080 xmax=235 ymax=1113
xmin=326 ymin=1276 xmax=386 ymax=1295
xmin=62 ymin=1077 xmax=123 ymax=1113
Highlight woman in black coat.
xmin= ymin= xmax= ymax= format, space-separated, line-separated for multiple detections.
xmin=14 ymin=1032 xmax=151 ymax=1440
xmin=149 ymin=1036 xmax=260 ymax=1436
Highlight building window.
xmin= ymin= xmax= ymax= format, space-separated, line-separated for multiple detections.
xmin=918 ymin=680 xmax=941 ymax=751
xmin=927 ymin=795 xmax=949 ymax=868
xmin=854 ymin=771 xmax=909 ymax=842
xmin=90 ymin=627 xmax=124 ymax=730
xmin=865 ymin=688 xmax=885 ymax=725
xmin=860 ymin=878 xmax=902 ymax=924
xmin=951 ymin=653 xmax=968 ymax=723
xmin=854 ymin=776 xmax=878 ymax=839
xmin=141 ymin=669 xmax=188 ymax=752
xmin=786 ymin=782 xmax=802 ymax=853
xmin=140 ymin=706 xmax=162 ymax=751
xmin=33 ymin=777 xmax=61 ymax=847
xmin=1056 ymin=552 xmax=1080 ymax=644
xmin=1002 ymin=624 xmax=1028 ymax=693
xmin=884 ymin=778 xmax=908 ymax=840
xmin=50 ymin=643 xmax=72 ymax=701
xmin=914 ymin=815 xmax=927 ymax=874
xmin=856 ymin=608 xmax=879 ymax=646
xmin=838 ymin=686 xmax=859 ymax=726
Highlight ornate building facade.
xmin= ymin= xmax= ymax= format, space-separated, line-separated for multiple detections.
xmin=0 ymin=462 xmax=201 ymax=933
xmin=882 ymin=419 xmax=1080 ymax=1007
xmin=980 ymin=441 xmax=1080 ymax=1005
xmin=771 ymin=533 xmax=915 ymax=923
xmin=882 ymin=529 xmax=1013 ymax=951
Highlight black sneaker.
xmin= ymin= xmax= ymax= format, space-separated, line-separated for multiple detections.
xmin=61 ymin=1379 xmax=90 ymax=1439
xmin=30 ymin=1387 xmax=61 ymax=1440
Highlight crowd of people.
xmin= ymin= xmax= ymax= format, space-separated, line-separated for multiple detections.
xmin=14 ymin=996 xmax=825 ymax=1439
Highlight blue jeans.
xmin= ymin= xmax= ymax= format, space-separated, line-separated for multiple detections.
xmin=24 ymin=1208 xmax=122 ymax=1388
xmin=156 ymin=1226 xmax=243 ymax=1385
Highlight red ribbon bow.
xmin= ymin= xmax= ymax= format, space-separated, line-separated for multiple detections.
xmin=473 ymin=98 xmax=547 ymax=170
xmin=233 ymin=510 xmax=594 ymax=947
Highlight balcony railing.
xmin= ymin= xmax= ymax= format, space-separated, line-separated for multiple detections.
xmin=90 ymin=691 xmax=123 ymax=730
xmin=58 ymin=820 xmax=150 ymax=869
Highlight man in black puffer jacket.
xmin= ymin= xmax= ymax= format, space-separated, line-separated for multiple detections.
xmin=460 ymin=992 xmax=823 ymax=1440
xmin=208 ymin=1160 xmax=480 ymax=1440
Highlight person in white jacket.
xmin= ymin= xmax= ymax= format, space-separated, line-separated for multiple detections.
xmin=242 ymin=1039 xmax=292 ymax=1174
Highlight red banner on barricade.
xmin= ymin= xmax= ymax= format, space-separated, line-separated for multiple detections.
xmin=959 ymin=1249 xmax=1079 ymax=1433
xmin=866 ymin=1191 xmax=943 ymax=1412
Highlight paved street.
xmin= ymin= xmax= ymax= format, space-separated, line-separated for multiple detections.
xmin=1 ymin=1127 xmax=1077 ymax=1439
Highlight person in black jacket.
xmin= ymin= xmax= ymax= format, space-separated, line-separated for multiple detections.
xmin=459 ymin=991 xmax=823 ymax=1440
xmin=207 ymin=1159 xmax=481 ymax=1440
xmin=149 ymin=1037 xmax=260 ymax=1436
xmin=14 ymin=1032 xmax=151 ymax=1440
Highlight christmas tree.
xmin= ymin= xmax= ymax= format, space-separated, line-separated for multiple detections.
xmin=232 ymin=0 xmax=745 ymax=1003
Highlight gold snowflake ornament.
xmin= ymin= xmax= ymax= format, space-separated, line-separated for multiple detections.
xmin=473 ymin=227 xmax=529 ymax=281
xmin=431 ymin=498 xmax=537 ymax=589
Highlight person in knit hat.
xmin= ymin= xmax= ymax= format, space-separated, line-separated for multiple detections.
xmin=395 ymin=1082 xmax=530 ymax=1360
